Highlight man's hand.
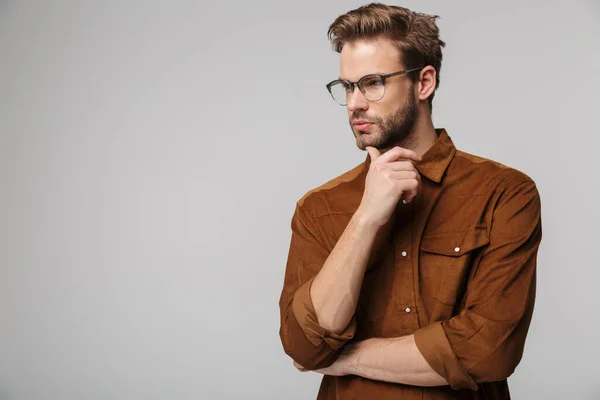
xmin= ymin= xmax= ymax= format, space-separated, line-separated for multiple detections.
xmin=357 ymin=146 xmax=422 ymax=228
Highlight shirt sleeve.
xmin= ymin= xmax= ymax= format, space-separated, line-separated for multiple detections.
xmin=278 ymin=202 xmax=356 ymax=370
xmin=414 ymin=178 xmax=542 ymax=390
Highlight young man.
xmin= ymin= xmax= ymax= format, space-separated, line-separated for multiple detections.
xmin=278 ymin=3 xmax=542 ymax=399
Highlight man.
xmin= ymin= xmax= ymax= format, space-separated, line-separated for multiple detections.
xmin=278 ymin=3 xmax=542 ymax=399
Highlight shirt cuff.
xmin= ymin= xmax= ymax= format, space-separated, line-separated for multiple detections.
xmin=414 ymin=321 xmax=478 ymax=391
xmin=291 ymin=277 xmax=356 ymax=350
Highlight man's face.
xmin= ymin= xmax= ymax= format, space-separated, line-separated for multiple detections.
xmin=339 ymin=38 xmax=419 ymax=151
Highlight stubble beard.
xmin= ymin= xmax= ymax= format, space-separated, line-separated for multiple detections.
xmin=353 ymin=86 xmax=419 ymax=152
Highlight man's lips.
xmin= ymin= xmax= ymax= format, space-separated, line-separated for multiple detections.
xmin=352 ymin=120 xmax=374 ymax=130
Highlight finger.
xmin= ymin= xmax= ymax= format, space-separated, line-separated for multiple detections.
xmin=387 ymin=161 xmax=420 ymax=172
xmin=379 ymin=146 xmax=422 ymax=164
xmin=386 ymin=170 xmax=419 ymax=180
xmin=403 ymin=192 xmax=416 ymax=204
xmin=402 ymin=181 xmax=420 ymax=204
xmin=365 ymin=146 xmax=380 ymax=161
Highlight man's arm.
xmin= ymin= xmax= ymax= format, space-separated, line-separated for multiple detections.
xmin=309 ymin=146 xmax=422 ymax=334
xmin=279 ymin=146 xmax=422 ymax=370
xmin=413 ymin=177 xmax=541 ymax=390
xmin=309 ymin=211 xmax=379 ymax=333
xmin=278 ymin=201 xmax=381 ymax=370
xmin=299 ymin=335 xmax=448 ymax=387
xmin=351 ymin=336 xmax=447 ymax=386
xmin=298 ymin=175 xmax=542 ymax=390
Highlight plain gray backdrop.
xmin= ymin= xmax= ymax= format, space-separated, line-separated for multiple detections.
xmin=1 ymin=1 xmax=599 ymax=399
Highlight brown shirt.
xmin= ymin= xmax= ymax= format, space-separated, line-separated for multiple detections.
xmin=278 ymin=128 xmax=542 ymax=399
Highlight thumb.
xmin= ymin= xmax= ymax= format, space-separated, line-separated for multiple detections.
xmin=366 ymin=146 xmax=381 ymax=161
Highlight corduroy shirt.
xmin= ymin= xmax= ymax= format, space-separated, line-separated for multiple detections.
xmin=278 ymin=128 xmax=542 ymax=399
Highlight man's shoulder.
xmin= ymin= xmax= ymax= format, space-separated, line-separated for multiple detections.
xmin=296 ymin=159 xmax=366 ymax=218
xmin=452 ymin=149 xmax=536 ymax=192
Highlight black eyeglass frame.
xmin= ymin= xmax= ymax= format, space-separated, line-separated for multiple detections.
xmin=325 ymin=66 xmax=424 ymax=106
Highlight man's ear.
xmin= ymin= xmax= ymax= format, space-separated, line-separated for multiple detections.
xmin=417 ymin=66 xmax=437 ymax=103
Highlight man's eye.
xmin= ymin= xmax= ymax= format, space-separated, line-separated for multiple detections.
xmin=366 ymin=79 xmax=382 ymax=87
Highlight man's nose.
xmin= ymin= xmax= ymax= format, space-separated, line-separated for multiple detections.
xmin=346 ymin=86 xmax=368 ymax=112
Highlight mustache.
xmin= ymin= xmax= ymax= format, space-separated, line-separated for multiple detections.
xmin=350 ymin=112 xmax=382 ymax=124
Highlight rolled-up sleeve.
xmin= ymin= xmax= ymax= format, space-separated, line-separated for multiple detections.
xmin=279 ymin=202 xmax=356 ymax=370
xmin=414 ymin=178 xmax=542 ymax=390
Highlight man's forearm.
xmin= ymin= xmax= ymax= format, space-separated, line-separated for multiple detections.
xmin=346 ymin=335 xmax=448 ymax=387
xmin=309 ymin=211 xmax=380 ymax=334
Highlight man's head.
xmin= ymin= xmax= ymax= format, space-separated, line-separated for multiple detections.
xmin=327 ymin=3 xmax=445 ymax=151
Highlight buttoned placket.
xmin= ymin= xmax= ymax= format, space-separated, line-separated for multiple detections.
xmin=391 ymin=198 xmax=419 ymax=333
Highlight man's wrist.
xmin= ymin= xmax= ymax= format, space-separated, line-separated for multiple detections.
xmin=341 ymin=340 xmax=366 ymax=376
xmin=352 ymin=209 xmax=382 ymax=232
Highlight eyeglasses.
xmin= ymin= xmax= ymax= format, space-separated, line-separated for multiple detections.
xmin=325 ymin=67 xmax=423 ymax=106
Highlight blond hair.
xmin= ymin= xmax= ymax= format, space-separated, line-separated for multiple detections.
xmin=328 ymin=3 xmax=446 ymax=112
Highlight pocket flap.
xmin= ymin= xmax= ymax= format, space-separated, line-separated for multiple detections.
xmin=420 ymin=225 xmax=489 ymax=256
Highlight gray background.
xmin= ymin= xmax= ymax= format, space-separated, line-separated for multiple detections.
xmin=1 ymin=0 xmax=599 ymax=399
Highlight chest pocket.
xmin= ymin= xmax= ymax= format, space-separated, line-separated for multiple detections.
xmin=419 ymin=225 xmax=490 ymax=306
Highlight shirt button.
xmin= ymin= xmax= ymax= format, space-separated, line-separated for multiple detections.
xmin=454 ymin=247 xmax=461 ymax=253
xmin=401 ymin=251 xmax=407 ymax=257
xmin=405 ymin=307 xmax=411 ymax=313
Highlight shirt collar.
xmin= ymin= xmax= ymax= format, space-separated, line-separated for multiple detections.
xmin=363 ymin=128 xmax=457 ymax=184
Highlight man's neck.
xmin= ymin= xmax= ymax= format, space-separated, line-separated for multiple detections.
xmin=411 ymin=118 xmax=439 ymax=158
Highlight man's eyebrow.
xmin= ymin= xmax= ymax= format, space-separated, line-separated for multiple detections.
xmin=338 ymin=72 xmax=387 ymax=81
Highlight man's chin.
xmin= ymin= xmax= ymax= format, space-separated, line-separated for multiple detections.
xmin=356 ymin=132 xmax=379 ymax=150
